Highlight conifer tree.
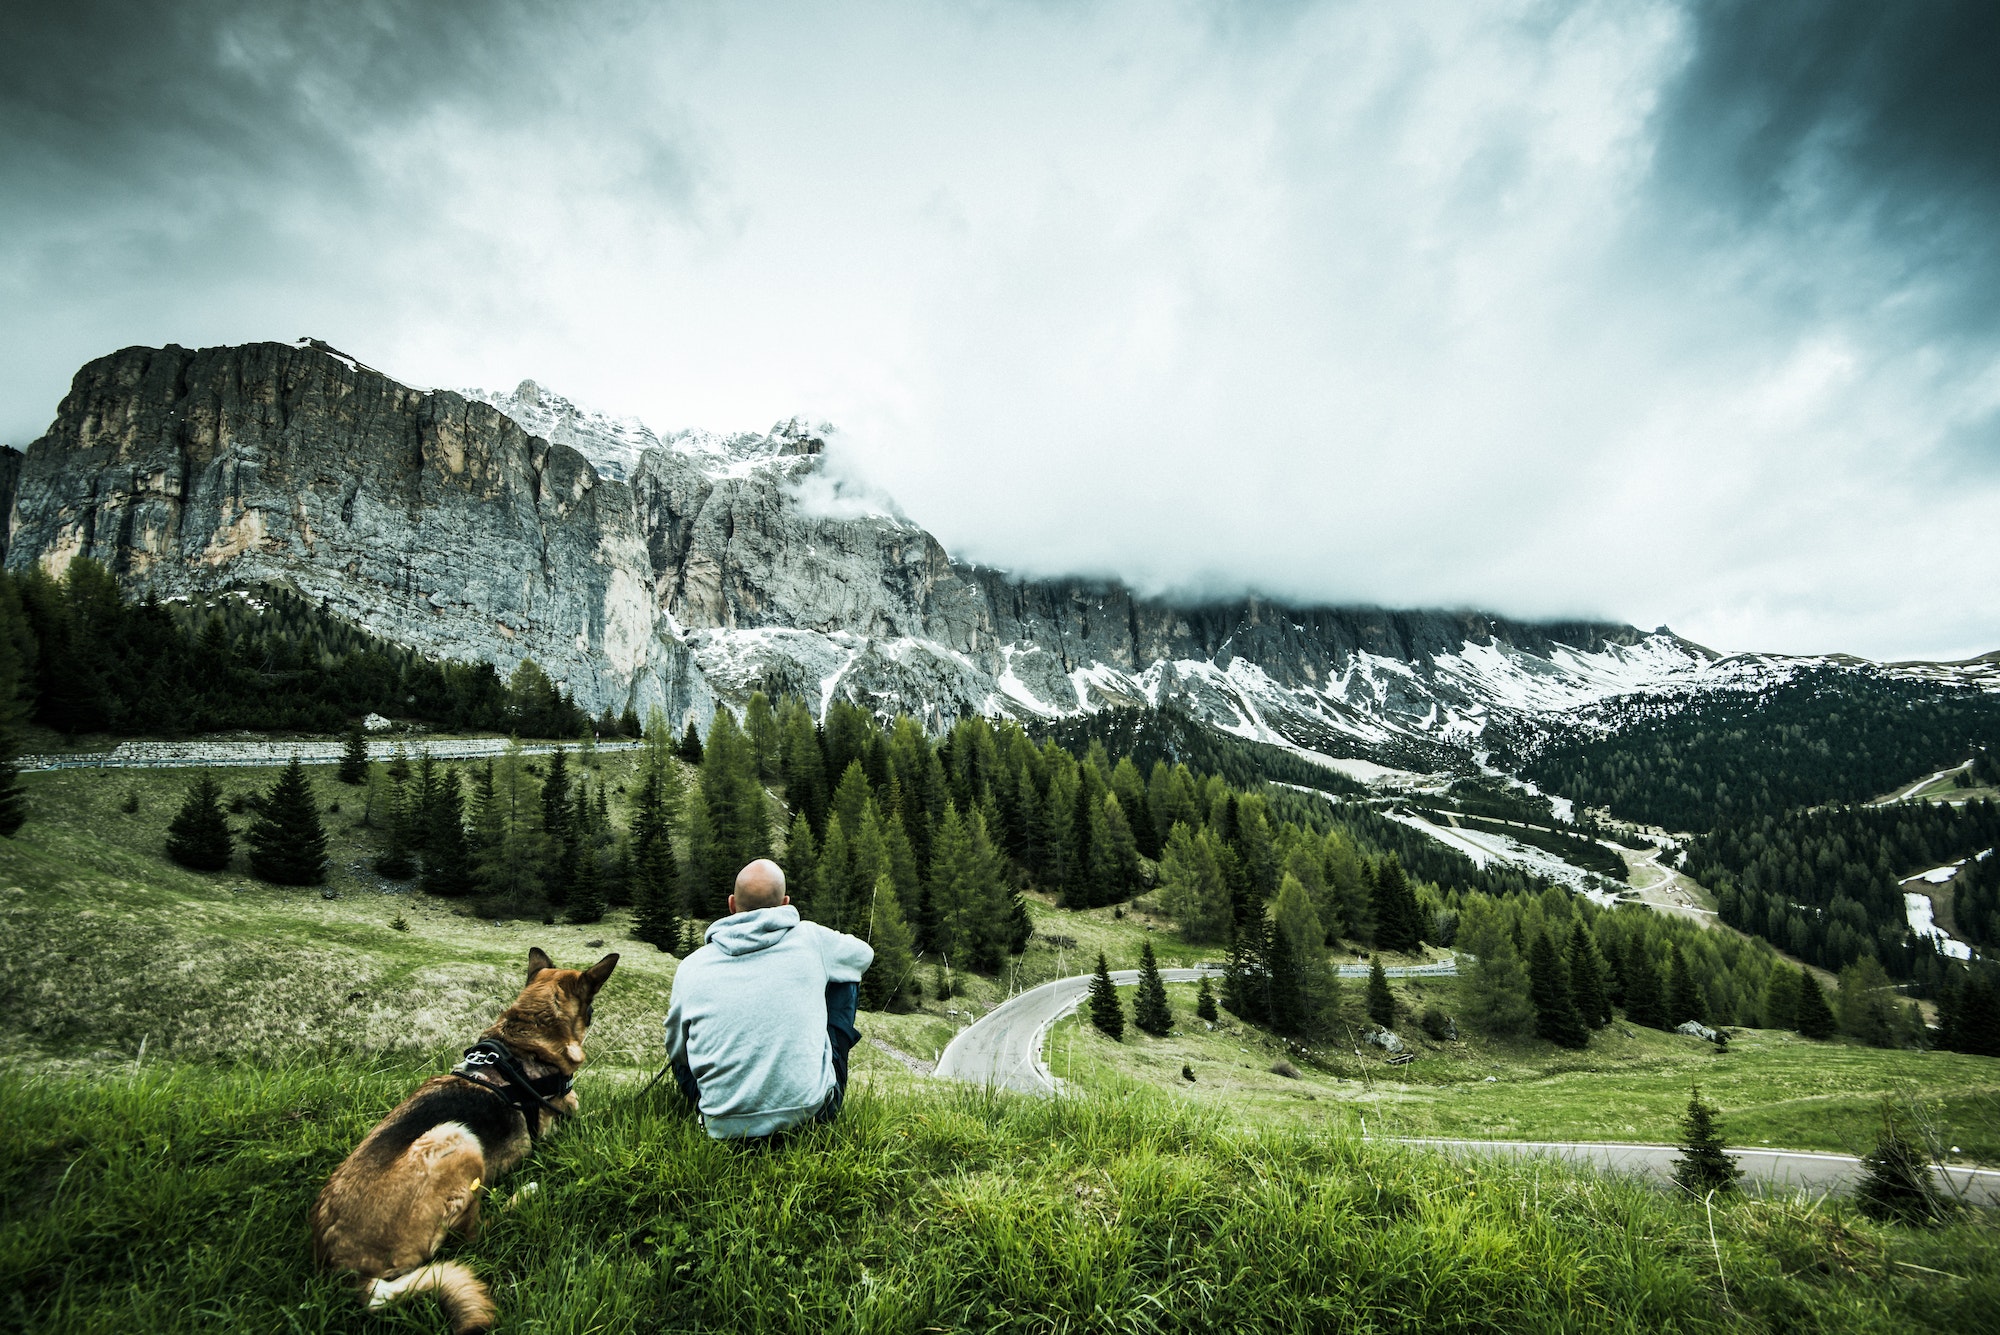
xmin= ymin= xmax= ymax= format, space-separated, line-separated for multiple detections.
xmin=1133 ymin=940 xmax=1173 ymax=1036
xmin=247 ymin=756 xmax=327 ymax=886
xmin=1265 ymin=926 xmax=1309 ymax=1036
xmin=1795 ymin=972 xmax=1837 ymax=1039
xmin=860 ymin=872 xmax=916 ymax=1011
xmin=1158 ymin=822 xmax=1231 ymax=943
xmin=1671 ymin=1085 xmax=1743 ymax=1196
xmin=700 ymin=706 xmax=770 ymax=914
xmin=1666 ymin=942 xmax=1705 ymax=1026
xmin=1458 ymin=900 xmax=1533 ymax=1035
xmin=1195 ymin=974 xmax=1219 ymax=1023
xmin=338 ymin=721 xmax=370 ymax=785
xmin=1088 ymin=951 xmax=1125 ymax=1040
xmin=1273 ymin=872 xmax=1338 ymax=1031
xmin=1222 ymin=915 xmax=1268 ymax=1024
xmin=1761 ymin=965 xmax=1803 ymax=1030
xmin=783 ymin=811 xmax=817 ymax=917
xmin=1367 ymin=956 xmax=1395 ymax=1028
xmin=568 ymin=835 xmax=606 ymax=923
xmin=165 ymin=770 xmax=232 ymax=871
xmin=1565 ymin=918 xmax=1614 ymax=1028
xmin=817 ymin=813 xmax=853 ymax=932
xmin=630 ymin=753 xmax=682 ymax=951
xmin=540 ymin=746 xmax=574 ymax=906
xmin=420 ymin=765 xmax=474 ymax=897
xmin=375 ymin=762 xmax=417 ymax=878
xmin=680 ymin=785 xmax=717 ymax=922
xmin=1623 ymin=936 xmax=1667 ymax=1028
xmin=1529 ymin=930 xmax=1591 ymax=1049
xmin=1856 ymin=1106 xmax=1948 ymax=1224
xmin=678 ymin=720 xmax=704 ymax=764
xmin=1372 ymin=856 xmax=1422 ymax=953
xmin=1095 ymin=793 xmax=1141 ymax=902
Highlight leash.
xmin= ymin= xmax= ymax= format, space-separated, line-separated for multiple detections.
xmin=451 ymin=1038 xmax=574 ymax=1141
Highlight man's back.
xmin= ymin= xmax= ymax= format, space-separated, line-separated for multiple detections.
xmin=665 ymin=905 xmax=873 ymax=1138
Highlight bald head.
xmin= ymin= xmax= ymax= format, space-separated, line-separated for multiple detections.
xmin=729 ymin=859 xmax=789 ymax=914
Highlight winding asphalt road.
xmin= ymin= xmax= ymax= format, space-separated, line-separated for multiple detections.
xmin=935 ymin=963 xmax=2000 ymax=1205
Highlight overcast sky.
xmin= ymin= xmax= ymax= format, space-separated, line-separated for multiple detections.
xmin=4 ymin=1 xmax=1997 ymax=661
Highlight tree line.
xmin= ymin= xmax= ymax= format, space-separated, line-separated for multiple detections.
xmin=0 ymin=560 xmax=610 ymax=738
xmin=1495 ymin=670 xmax=2000 ymax=834
xmin=1692 ymin=799 xmax=2000 ymax=978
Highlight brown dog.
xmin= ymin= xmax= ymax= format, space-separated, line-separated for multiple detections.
xmin=311 ymin=948 xmax=617 ymax=1334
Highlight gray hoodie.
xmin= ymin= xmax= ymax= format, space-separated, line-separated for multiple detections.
xmin=663 ymin=905 xmax=874 ymax=1139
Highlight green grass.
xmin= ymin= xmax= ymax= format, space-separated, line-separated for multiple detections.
xmin=6 ymin=1055 xmax=2000 ymax=1334
xmin=1054 ymin=982 xmax=2000 ymax=1164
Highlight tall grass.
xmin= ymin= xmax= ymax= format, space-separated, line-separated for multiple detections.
xmin=3 ymin=1056 xmax=1996 ymax=1333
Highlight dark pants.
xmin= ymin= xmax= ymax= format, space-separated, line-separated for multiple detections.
xmin=672 ymin=980 xmax=861 ymax=1128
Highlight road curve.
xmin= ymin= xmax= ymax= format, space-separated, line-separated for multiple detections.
xmin=935 ymin=960 xmax=1458 ymax=1097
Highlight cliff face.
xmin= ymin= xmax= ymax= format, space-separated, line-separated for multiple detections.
xmin=6 ymin=340 xmax=1696 ymax=759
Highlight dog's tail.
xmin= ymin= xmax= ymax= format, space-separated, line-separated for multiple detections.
xmin=365 ymin=1261 xmax=497 ymax=1334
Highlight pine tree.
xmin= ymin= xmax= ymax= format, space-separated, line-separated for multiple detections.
xmin=1855 ymin=1106 xmax=1949 ymax=1225
xmin=1761 ymin=965 xmax=1803 ymax=1030
xmin=630 ymin=753 xmax=682 ymax=951
xmin=1372 ymin=856 xmax=1422 ymax=953
xmin=1795 ymin=972 xmax=1837 ymax=1039
xmin=375 ymin=762 xmax=417 ymax=879
xmin=680 ymin=785 xmax=718 ymax=922
xmin=1087 ymin=951 xmax=1125 ymax=1040
xmin=1565 ymin=918 xmax=1614 ymax=1028
xmin=338 ymin=721 xmax=370 ymax=785
xmin=1529 ymin=930 xmax=1590 ymax=1049
xmin=678 ymin=720 xmax=704 ymax=765
xmin=1133 ymin=941 xmax=1173 ymax=1036
xmin=783 ymin=812 xmax=818 ymax=918
xmin=1623 ymin=936 xmax=1667 ymax=1028
xmin=860 ymin=872 xmax=916 ymax=1011
xmin=419 ymin=765 xmax=474 ymax=897
xmin=1195 ymin=974 xmax=1219 ymax=1023
xmin=540 ymin=746 xmax=574 ymax=906
xmin=1265 ymin=927 xmax=1309 ymax=1036
xmin=1272 ymin=871 xmax=1338 ymax=1032
xmin=1158 ymin=822 xmax=1231 ymax=944
xmin=1458 ymin=901 xmax=1533 ymax=1035
xmin=1366 ymin=956 xmax=1395 ymax=1028
xmin=165 ymin=770 xmax=232 ymax=871
xmin=247 ymin=756 xmax=327 ymax=886
xmin=1666 ymin=942 xmax=1705 ymax=1026
xmin=568 ymin=837 xmax=607 ymax=923
xmin=1671 ymin=1085 xmax=1743 ymax=1196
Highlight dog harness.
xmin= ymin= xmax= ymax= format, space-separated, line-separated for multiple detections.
xmin=450 ymin=1039 xmax=574 ymax=1142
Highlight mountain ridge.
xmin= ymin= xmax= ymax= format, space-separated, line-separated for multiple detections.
xmin=2 ymin=339 xmax=1989 ymax=767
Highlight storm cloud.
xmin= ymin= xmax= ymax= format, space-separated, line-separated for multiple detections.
xmin=3 ymin=1 xmax=1995 ymax=659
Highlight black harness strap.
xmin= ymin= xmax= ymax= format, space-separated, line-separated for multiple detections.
xmin=450 ymin=1038 xmax=574 ymax=1142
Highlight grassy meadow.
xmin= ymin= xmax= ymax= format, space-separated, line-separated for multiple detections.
xmin=1051 ymin=982 xmax=2000 ymax=1163
xmin=5 ymin=755 xmax=2000 ymax=1332
xmin=7 ymin=1056 xmax=2000 ymax=1334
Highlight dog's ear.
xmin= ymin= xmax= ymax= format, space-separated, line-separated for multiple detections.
xmin=527 ymin=947 xmax=556 ymax=981
xmin=580 ymin=953 xmax=619 ymax=997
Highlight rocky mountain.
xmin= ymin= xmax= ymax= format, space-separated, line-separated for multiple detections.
xmin=7 ymin=339 xmax=1989 ymax=770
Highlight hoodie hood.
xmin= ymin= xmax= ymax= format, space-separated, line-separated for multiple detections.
xmin=704 ymin=904 xmax=800 ymax=956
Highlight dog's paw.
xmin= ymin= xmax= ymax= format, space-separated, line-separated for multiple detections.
xmin=503 ymin=1181 xmax=540 ymax=1211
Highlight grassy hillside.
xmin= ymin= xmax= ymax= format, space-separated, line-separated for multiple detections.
xmin=7 ymin=1057 xmax=2000 ymax=1334
xmin=1054 ymin=982 xmax=2000 ymax=1163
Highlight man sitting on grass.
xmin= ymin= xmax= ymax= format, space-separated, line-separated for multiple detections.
xmin=664 ymin=858 xmax=873 ymax=1138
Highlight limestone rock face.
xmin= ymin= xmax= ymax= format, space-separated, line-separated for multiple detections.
xmin=7 ymin=339 xmax=1720 ymax=760
xmin=5 ymin=341 xmax=697 ymax=719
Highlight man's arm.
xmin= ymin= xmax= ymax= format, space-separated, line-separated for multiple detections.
xmin=817 ymin=926 xmax=875 ymax=983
